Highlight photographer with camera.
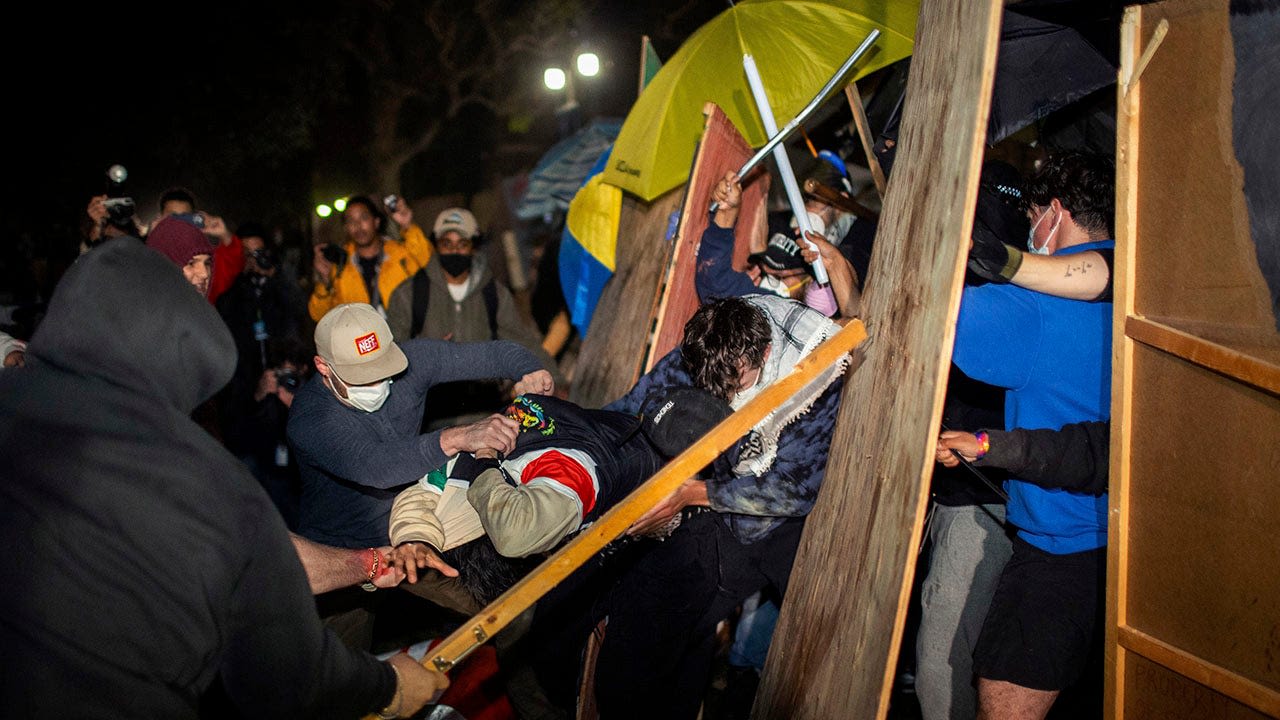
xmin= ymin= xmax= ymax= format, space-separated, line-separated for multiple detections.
xmin=216 ymin=222 xmax=306 ymax=478
xmin=309 ymin=194 xmax=431 ymax=322
xmin=81 ymin=165 xmax=144 ymax=252
xmin=233 ymin=343 xmax=312 ymax=529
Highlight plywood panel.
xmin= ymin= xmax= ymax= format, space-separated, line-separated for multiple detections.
xmin=1132 ymin=0 xmax=1278 ymax=343
xmin=1124 ymin=653 xmax=1273 ymax=720
xmin=1126 ymin=344 xmax=1280 ymax=689
xmin=752 ymin=1 xmax=1003 ymax=717
xmin=570 ymin=187 xmax=684 ymax=409
xmin=645 ymin=103 xmax=769 ymax=371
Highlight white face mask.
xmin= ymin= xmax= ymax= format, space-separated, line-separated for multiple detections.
xmin=328 ymin=371 xmax=392 ymax=413
xmin=1027 ymin=208 xmax=1061 ymax=255
xmin=791 ymin=211 xmax=828 ymax=238
xmin=756 ymin=273 xmax=792 ymax=298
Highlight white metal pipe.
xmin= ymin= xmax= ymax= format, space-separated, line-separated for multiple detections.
xmin=743 ymin=53 xmax=829 ymax=285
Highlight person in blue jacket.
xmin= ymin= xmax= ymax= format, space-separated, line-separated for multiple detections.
xmin=951 ymin=151 xmax=1115 ymax=720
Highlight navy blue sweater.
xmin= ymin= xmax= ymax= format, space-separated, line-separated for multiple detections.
xmin=607 ymin=349 xmax=842 ymax=544
xmin=289 ymin=338 xmax=544 ymax=548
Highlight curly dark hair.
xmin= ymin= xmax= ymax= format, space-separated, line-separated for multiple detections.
xmin=680 ymin=297 xmax=771 ymax=401
xmin=1024 ymin=151 xmax=1115 ymax=238
xmin=441 ymin=537 xmax=541 ymax=607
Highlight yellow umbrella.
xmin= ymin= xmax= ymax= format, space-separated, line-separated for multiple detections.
xmin=602 ymin=0 xmax=917 ymax=201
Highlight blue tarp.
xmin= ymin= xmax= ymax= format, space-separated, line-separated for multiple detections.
xmin=516 ymin=118 xmax=622 ymax=220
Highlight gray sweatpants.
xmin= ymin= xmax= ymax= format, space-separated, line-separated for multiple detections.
xmin=915 ymin=503 xmax=1012 ymax=720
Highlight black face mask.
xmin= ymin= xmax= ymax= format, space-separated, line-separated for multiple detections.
xmin=438 ymin=253 xmax=473 ymax=277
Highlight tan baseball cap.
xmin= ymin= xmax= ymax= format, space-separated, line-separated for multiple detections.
xmin=432 ymin=207 xmax=479 ymax=239
xmin=314 ymin=303 xmax=408 ymax=384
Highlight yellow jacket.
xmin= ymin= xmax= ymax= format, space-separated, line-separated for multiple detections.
xmin=308 ymin=224 xmax=432 ymax=322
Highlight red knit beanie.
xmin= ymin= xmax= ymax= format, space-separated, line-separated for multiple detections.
xmin=146 ymin=215 xmax=213 ymax=267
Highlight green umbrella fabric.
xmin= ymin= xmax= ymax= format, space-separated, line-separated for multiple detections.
xmin=601 ymin=0 xmax=917 ymax=201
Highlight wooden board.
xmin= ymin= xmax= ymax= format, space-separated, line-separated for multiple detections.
xmin=1106 ymin=8 xmax=1142 ymax=713
xmin=1111 ymin=2 xmax=1280 ymax=718
xmin=644 ymin=102 xmax=769 ymax=371
xmin=569 ymin=186 xmax=685 ymax=409
xmin=751 ymin=1 xmax=1004 ymax=718
xmin=1123 ymin=652 xmax=1275 ymax=720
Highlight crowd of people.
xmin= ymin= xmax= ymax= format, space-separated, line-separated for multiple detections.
xmin=1 ymin=118 xmax=1117 ymax=720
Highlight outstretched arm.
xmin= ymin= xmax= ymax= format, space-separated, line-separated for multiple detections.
xmin=801 ymin=231 xmax=862 ymax=319
xmin=288 ymin=532 xmax=403 ymax=594
xmin=968 ymin=226 xmax=1112 ymax=301
xmin=936 ymin=420 xmax=1110 ymax=495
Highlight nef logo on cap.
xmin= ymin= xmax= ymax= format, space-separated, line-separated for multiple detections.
xmin=315 ymin=303 xmax=409 ymax=386
xmin=355 ymin=332 xmax=380 ymax=356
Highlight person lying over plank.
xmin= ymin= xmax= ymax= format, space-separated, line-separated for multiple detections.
xmin=385 ymin=391 xmax=726 ymax=596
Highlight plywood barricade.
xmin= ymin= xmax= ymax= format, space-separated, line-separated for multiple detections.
xmin=644 ymin=102 xmax=769 ymax=372
xmin=752 ymin=1 xmax=1004 ymax=718
xmin=1109 ymin=3 xmax=1280 ymax=718
xmin=569 ymin=186 xmax=684 ymax=409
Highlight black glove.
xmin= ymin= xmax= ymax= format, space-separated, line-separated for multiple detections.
xmin=968 ymin=217 xmax=1023 ymax=284
xmin=451 ymin=453 xmax=501 ymax=483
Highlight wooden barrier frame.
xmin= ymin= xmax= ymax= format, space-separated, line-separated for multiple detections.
xmin=1108 ymin=3 xmax=1280 ymax=717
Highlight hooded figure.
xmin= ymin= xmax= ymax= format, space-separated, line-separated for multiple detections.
xmin=0 ymin=241 xmax=394 ymax=718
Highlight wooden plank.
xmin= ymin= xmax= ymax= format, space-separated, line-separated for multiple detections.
xmin=844 ymin=82 xmax=887 ymax=198
xmin=1124 ymin=653 xmax=1275 ymax=720
xmin=752 ymin=1 xmax=1004 ymax=717
xmin=645 ymin=102 xmax=769 ymax=371
xmin=1126 ymin=315 xmax=1280 ymax=396
xmin=569 ymin=186 xmax=685 ymax=408
xmin=423 ymin=320 xmax=868 ymax=674
xmin=1118 ymin=626 xmax=1280 ymax=718
xmin=1107 ymin=7 xmax=1143 ymax=716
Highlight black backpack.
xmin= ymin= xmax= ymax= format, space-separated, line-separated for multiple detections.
xmin=409 ymin=270 xmax=499 ymax=340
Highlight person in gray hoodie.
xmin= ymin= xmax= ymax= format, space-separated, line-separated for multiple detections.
xmin=386 ymin=207 xmax=564 ymax=429
xmin=0 ymin=240 xmax=446 ymax=719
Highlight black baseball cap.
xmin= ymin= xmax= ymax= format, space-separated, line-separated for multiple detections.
xmin=639 ymin=385 xmax=732 ymax=458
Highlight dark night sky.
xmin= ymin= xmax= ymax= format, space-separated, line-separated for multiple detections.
xmin=2 ymin=0 xmax=725 ymax=301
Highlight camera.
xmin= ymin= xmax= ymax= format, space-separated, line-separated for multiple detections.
xmin=383 ymin=194 xmax=399 ymax=213
xmin=320 ymin=243 xmax=347 ymax=268
xmin=249 ymin=247 xmax=277 ymax=272
xmin=169 ymin=212 xmax=206 ymax=230
xmin=103 ymin=164 xmax=137 ymax=229
xmin=275 ymin=368 xmax=302 ymax=392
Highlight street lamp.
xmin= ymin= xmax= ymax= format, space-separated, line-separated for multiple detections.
xmin=544 ymin=67 xmax=567 ymax=91
xmin=543 ymin=51 xmax=600 ymax=114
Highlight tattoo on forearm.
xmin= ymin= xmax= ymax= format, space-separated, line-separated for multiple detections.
xmin=1063 ymin=260 xmax=1095 ymax=278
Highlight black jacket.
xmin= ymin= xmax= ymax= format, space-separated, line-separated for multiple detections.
xmin=0 ymin=241 xmax=391 ymax=718
xmin=979 ymin=420 xmax=1110 ymax=496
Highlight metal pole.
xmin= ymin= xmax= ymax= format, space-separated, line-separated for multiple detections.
xmin=736 ymin=29 xmax=880 ymax=179
xmin=742 ymin=53 xmax=829 ymax=285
